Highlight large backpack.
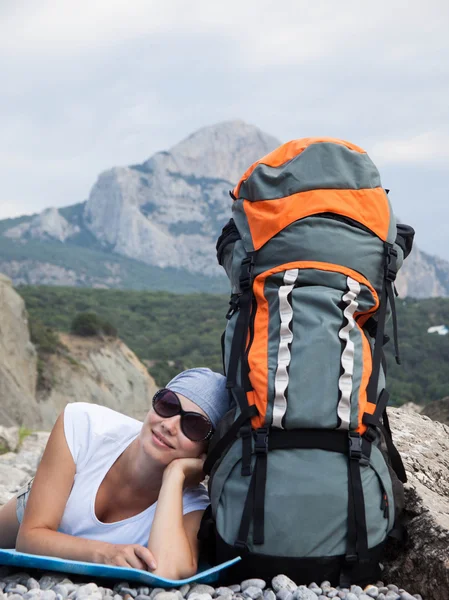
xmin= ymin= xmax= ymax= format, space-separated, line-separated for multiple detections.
xmin=200 ymin=137 xmax=415 ymax=586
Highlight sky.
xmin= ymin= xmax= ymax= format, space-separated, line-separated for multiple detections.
xmin=1 ymin=0 xmax=448 ymax=259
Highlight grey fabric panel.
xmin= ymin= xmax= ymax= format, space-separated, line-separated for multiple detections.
xmin=370 ymin=444 xmax=395 ymax=529
xmin=238 ymin=143 xmax=382 ymax=201
xmin=232 ymin=199 xmax=255 ymax=253
xmin=253 ymin=217 xmax=386 ymax=292
xmin=224 ymin=238 xmax=248 ymax=294
xmin=223 ymin=310 xmax=239 ymax=379
xmin=213 ymin=446 xmax=390 ymax=557
xmin=267 ymin=272 xmax=377 ymax=430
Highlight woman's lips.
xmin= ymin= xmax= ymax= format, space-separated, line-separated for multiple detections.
xmin=152 ymin=430 xmax=174 ymax=449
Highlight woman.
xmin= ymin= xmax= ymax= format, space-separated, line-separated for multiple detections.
xmin=0 ymin=368 xmax=229 ymax=580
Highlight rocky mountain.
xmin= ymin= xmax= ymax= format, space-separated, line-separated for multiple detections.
xmin=0 ymin=274 xmax=157 ymax=429
xmin=0 ymin=120 xmax=447 ymax=297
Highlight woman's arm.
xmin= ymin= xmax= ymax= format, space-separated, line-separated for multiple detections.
xmin=16 ymin=411 xmax=156 ymax=570
xmin=148 ymin=459 xmax=205 ymax=579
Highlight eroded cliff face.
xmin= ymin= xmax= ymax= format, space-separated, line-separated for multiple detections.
xmin=37 ymin=333 xmax=158 ymax=429
xmin=0 ymin=275 xmax=158 ymax=430
xmin=0 ymin=274 xmax=40 ymax=428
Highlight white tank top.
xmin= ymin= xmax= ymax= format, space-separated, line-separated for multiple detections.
xmin=59 ymin=402 xmax=209 ymax=546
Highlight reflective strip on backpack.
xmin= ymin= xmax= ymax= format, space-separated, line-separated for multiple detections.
xmin=337 ymin=276 xmax=361 ymax=430
xmin=272 ymin=268 xmax=298 ymax=429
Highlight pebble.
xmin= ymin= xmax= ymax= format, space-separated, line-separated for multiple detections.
xmin=243 ymin=588 xmax=263 ymax=600
xmin=242 ymin=582 xmax=266 ymax=592
xmin=214 ymin=589 xmax=233 ymax=599
xmin=276 ymin=590 xmax=292 ymax=600
xmin=189 ymin=587 xmax=215 ymax=598
xmin=0 ymin=573 xmax=421 ymax=600
xmin=292 ymin=587 xmax=318 ymax=600
xmin=52 ymin=586 xmax=68 ymax=600
xmin=272 ymin=577 xmax=297 ymax=594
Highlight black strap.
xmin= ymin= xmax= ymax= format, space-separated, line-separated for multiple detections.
xmin=341 ymin=433 xmax=369 ymax=586
xmin=253 ymin=429 xmax=269 ymax=545
xmin=362 ymin=392 xmax=407 ymax=484
xmin=386 ymin=281 xmax=400 ymax=364
xmin=235 ymin=465 xmax=257 ymax=550
xmin=226 ymin=289 xmax=252 ymax=390
xmin=268 ymin=429 xmax=350 ymax=454
xmin=366 ymin=244 xmax=398 ymax=406
xmin=203 ymin=404 xmax=258 ymax=475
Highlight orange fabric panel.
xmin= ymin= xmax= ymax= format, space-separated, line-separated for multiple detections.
xmin=233 ymin=137 xmax=366 ymax=198
xmin=247 ymin=261 xmax=379 ymax=429
xmin=243 ymin=187 xmax=390 ymax=249
xmin=355 ymin=328 xmax=376 ymax=435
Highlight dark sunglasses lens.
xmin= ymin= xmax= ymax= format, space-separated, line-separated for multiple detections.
xmin=182 ymin=413 xmax=212 ymax=442
xmin=154 ymin=391 xmax=180 ymax=417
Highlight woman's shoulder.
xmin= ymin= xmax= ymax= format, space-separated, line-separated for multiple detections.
xmin=65 ymin=402 xmax=142 ymax=435
xmin=63 ymin=403 xmax=142 ymax=467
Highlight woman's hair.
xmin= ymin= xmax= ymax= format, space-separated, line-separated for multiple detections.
xmin=166 ymin=368 xmax=230 ymax=428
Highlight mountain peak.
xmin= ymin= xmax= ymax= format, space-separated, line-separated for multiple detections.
xmin=145 ymin=120 xmax=281 ymax=183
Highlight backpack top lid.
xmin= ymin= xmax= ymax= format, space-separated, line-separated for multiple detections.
xmin=232 ymin=137 xmax=397 ymax=251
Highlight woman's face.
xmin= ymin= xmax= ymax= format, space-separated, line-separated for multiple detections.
xmin=141 ymin=392 xmax=208 ymax=464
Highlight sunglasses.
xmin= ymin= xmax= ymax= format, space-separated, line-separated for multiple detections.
xmin=152 ymin=389 xmax=214 ymax=442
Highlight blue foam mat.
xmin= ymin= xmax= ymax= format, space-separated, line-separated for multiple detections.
xmin=0 ymin=549 xmax=241 ymax=587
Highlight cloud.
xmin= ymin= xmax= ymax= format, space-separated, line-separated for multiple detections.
xmin=0 ymin=0 xmax=448 ymax=260
xmin=372 ymin=132 xmax=449 ymax=166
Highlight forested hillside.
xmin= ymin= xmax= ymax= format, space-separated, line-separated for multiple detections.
xmin=18 ymin=286 xmax=449 ymax=406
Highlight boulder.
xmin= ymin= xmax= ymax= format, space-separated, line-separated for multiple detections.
xmin=0 ymin=426 xmax=19 ymax=453
xmin=0 ymin=274 xmax=41 ymax=427
xmin=383 ymin=408 xmax=449 ymax=600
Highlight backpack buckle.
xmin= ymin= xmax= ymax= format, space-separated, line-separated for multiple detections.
xmin=384 ymin=246 xmax=398 ymax=282
xmin=239 ymin=256 xmax=255 ymax=292
xmin=348 ymin=432 xmax=363 ymax=460
xmin=254 ymin=427 xmax=269 ymax=455
xmin=226 ymin=294 xmax=240 ymax=319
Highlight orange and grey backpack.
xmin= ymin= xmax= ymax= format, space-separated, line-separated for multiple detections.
xmin=200 ymin=138 xmax=414 ymax=586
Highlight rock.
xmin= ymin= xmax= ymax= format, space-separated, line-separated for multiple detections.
xmin=292 ymin=589 xmax=317 ymax=600
xmin=272 ymin=577 xmax=297 ymax=594
xmin=0 ymin=274 xmax=39 ymax=429
xmin=276 ymin=592 xmax=292 ymax=600
xmin=153 ymin=594 xmax=180 ymax=600
xmin=383 ymin=408 xmax=449 ymax=600
xmin=243 ymin=588 xmax=263 ymax=600
xmin=241 ymin=582 xmax=266 ymax=592
xmin=213 ymin=589 xmax=232 ymax=599
xmin=263 ymin=592 xmax=276 ymax=600
xmin=0 ymin=426 xmax=20 ymax=452
xmin=188 ymin=588 xmax=215 ymax=598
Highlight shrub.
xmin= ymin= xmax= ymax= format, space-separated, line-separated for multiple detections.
xmin=71 ymin=312 xmax=117 ymax=338
xmin=29 ymin=318 xmax=60 ymax=353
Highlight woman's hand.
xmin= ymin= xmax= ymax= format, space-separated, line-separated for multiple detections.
xmin=96 ymin=543 xmax=157 ymax=571
xmin=163 ymin=454 xmax=206 ymax=488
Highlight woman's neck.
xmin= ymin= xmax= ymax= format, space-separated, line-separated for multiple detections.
xmin=115 ymin=437 xmax=166 ymax=496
